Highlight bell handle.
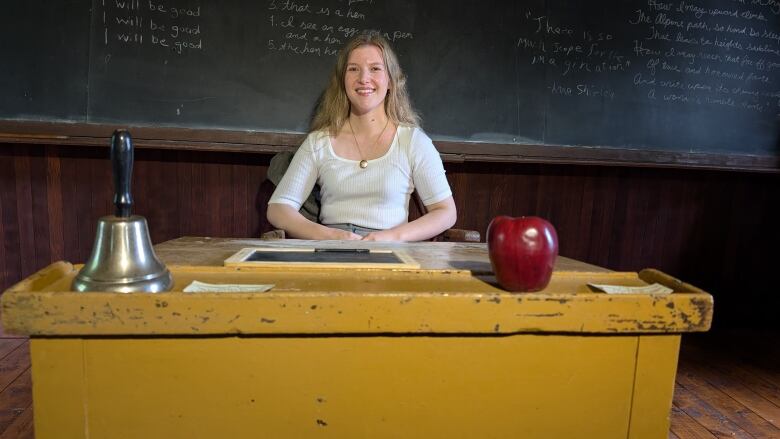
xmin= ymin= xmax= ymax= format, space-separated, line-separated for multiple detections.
xmin=111 ymin=130 xmax=133 ymax=218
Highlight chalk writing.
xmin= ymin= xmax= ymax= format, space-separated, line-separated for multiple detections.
xmin=264 ymin=0 xmax=413 ymax=58
xmin=515 ymin=1 xmax=779 ymax=115
xmin=99 ymin=0 xmax=203 ymax=56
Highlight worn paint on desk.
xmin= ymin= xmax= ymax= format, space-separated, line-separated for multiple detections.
xmin=2 ymin=262 xmax=711 ymax=336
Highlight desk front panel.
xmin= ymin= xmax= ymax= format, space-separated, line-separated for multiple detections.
xmin=31 ymin=333 xmax=670 ymax=439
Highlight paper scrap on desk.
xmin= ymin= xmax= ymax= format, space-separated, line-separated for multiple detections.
xmin=588 ymin=283 xmax=673 ymax=295
xmin=183 ymin=280 xmax=274 ymax=293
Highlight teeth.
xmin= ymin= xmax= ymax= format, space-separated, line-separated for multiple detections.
xmin=356 ymin=88 xmax=375 ymax=95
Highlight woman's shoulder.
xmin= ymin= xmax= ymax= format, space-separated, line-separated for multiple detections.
xmin=397 ymin=124 xmax=432 ymax=144
xmin=301 ymin=129 xmax=331 ymax=152
xmin=397 ymin=124 xmax=435 ymax=153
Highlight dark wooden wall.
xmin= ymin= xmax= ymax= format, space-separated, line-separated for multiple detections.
xmin=1 ymin=142 xmax=778 ymax=328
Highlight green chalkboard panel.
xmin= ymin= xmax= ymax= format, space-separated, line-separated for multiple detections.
xmin=1 ymin=0 xmax=778 ymax=161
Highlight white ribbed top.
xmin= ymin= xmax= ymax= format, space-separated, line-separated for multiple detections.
xmin=269 ymin=125 xmax=452 ymax=230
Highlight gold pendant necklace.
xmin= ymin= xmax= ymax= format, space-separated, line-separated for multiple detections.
xmin=348 ymin=117 xmax=389 ymax=169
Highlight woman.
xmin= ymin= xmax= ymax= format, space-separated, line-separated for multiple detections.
xmin=267 ymin=31 xmax=456 ymax=241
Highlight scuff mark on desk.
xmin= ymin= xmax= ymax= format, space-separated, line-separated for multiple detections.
xmin=520 ymin=313 xmax=563 ymax=317
xmin=103 ymin=302 xmax=124 ymax=324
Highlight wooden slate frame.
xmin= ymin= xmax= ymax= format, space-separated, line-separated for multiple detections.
xmin=224 ymin=247 xmax=420 ymax=270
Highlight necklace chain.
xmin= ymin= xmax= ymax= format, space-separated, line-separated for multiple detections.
xmin=348 ymin=117 xmax=389 ymax=169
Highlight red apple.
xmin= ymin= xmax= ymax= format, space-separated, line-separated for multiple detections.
xmin=487 ymin=216 xmax=559 ymax=292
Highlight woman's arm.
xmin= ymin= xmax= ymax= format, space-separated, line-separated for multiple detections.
xmin=362 ymin=196 xmax=457 ymax=242
xmin=267 ymin=203 xmax=361 ymax=240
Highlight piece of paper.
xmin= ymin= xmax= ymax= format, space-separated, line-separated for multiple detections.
xmin=588 ymin=282 xmax=673 ymax=295
xmin=183 ymin=280 xmax=274 ymax=293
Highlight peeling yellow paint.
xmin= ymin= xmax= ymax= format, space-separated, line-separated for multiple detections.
xmin=2 ymin=263 xmax=712 ymax=336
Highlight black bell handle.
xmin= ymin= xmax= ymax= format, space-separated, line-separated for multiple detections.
xmin=111 ymin=130 xmax=133 ymax=218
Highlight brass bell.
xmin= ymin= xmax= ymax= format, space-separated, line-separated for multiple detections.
xmin=72 ymin=130 xmax=173 ymax=293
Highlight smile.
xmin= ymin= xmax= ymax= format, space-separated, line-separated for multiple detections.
xmin=355 ymin=88 xmax=376 ymax=96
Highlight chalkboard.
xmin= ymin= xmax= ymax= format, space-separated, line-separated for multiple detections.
xmin=1 ymin=0 xmax=779 ymax=158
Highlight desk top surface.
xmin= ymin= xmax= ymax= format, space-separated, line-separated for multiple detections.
xmin=154 ymin=236 xmax=609 ymax=273
xmin=0 ymin=237 xmax=713 ymax=336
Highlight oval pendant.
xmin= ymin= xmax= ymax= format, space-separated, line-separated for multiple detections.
xmin=359 ymin=160 xmax=368 ymax=169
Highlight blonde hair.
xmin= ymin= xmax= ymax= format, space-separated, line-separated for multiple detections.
xmin=310 ymin=30 xmax=420 ymax=136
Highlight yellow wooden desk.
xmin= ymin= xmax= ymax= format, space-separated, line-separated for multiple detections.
xmin=1 ymin=237 xmax=713 ymax=439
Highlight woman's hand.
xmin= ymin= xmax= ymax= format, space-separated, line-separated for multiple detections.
xmin=268 ymin=203 xmax=362 ymax=240
xmin=364 ymin=197 xmax=456 ymax=242
xmin=361 ymin=230 xmax=400 ymax=241
xmin=327 ymin=227 xmax=363 ymax=240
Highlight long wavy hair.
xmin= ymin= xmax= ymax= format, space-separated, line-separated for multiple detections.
xmin=310 ymin=30 xmax=420 ymax=136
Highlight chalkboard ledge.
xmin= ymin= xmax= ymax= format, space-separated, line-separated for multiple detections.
xmin=0 ymin=120 xmax=777 ymax=172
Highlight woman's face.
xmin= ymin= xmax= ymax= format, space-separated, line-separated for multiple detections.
xmin=344 ymin=44 xmax=390 ymax=117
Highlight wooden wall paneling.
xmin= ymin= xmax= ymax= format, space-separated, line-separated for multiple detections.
xmin=551 ymin=167 xmax=588 ymax=261
xmin=584 ymin=167 xmax=619 ymax=269
xmin=752 ymin=176 xmax=779 ymax=328
xmin=87 ymin=146 xmax=112 ymax=263
xmin=189 ymin=154 xmax=212 ymax=236
xmin=714 ymin=173 xmax=744 ymax=318
xmin=44 ymin=146 xmax=64 ymax=263
xmin=0 ymin=149 xmax=9 ymax=289
xmin=230 ymin=161 xmax=249 ymax=238
xmin=134 ymin=149 xmax=180 ymax=244
xmin=207 ymin=157 xmax=230 ymax=237
xmin=532 ymin=165 xmax=556 ymax=223
xmin=510 ymin=164 xmax=541 ymax=220
xmin=486 ymin=165 xmax=514 ymax=220
xmin=11 ymin=146 xmax=35 ymax=279
xmin=215 ymin=159 xmax=233 ymax=238
xmin=28 ymin=146 xmax=53 ymax=276
xmin=255 ymin=175 xmax=278 ymax=237
xmin=247 ymin=158 xmax=271 ymax=238
xmin=443 ymin=166 xmax=463 ymax=226
xmin=644 ymin=169 xmax=668 ymax=267
xmin=58 ymin=147 xmax=86 ymax=265
xmin=634 ymin=169 xmax=658 ymax=268
xmin=446 ymin=163 xmax=493 ymax=234
xmin=697 ymin=173 xmax=724 ymax=284
xmin=654 ymin=170 xmax=686 ymax=275
xmin=606 ymin=167 xmax=632 ymax=270
xmin=572 ymin=167 xmax=596 ymax=263
xmin=716 ymin=172 xmax=777 ymax=327
xmin=156 ymin=149 xmax=183 ymax=242
xmin=224 ymin=153 xmax=269 ymax=239
xmin=614 ymin=167 xmax=645 ymax=271
xmin=175 ymin=150 xmax=195 ymax=238
xmin=668 ymin=170 xmax=702 ymax=282
xmin=681 ymin=173 xmax=727 ymax=324
xmin=469 ymin=166 xmax=496 ymax=237
xmin=532 ymin=166 xmax=574 ymax=260
xmin=0 ymin=147 xmax=21 ymax=291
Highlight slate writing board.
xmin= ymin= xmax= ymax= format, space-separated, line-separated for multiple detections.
xmin=224 ymin=248 xmax=420 ymax=269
